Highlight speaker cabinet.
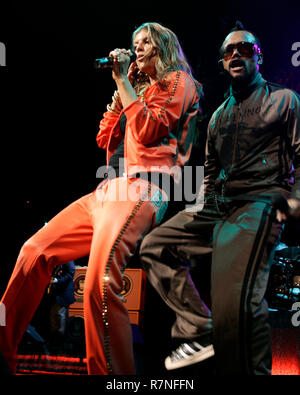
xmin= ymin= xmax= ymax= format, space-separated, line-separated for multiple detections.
xmin=69 ymin=267 xmax=146 ymax=327
xmin=71 ymin=268 xmax=86 ymax=310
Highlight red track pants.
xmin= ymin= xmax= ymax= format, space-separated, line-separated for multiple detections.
xmin=0 ymin=177 xmax=167 ymax=374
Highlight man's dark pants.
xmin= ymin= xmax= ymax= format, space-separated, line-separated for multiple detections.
xmin=140 ymin=199 xmax=282 ymax=375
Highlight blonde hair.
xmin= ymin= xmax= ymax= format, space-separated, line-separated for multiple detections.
xmin=132 ymin=22 xmax=196 ymax=94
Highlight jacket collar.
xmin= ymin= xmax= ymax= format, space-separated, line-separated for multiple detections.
xmin=226 ymin=72 xmax=266 ymax=102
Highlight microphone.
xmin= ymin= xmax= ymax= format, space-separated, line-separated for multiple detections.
xmin=94 ymin=52 xmax=136 ymax=69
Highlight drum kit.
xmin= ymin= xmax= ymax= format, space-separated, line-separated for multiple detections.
xmin=266 ymin=244 xmax=300 ymax=310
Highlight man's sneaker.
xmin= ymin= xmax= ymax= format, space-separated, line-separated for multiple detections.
xmin=165 ymin=341 xmax=214 ymax=370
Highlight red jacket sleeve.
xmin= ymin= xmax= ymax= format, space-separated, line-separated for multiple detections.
xmin=96 ymin=111 xmax=120 ymax=149
xmin=123 ymin=71 xmax=197 ymax=146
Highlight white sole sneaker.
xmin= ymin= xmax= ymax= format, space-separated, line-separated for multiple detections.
xmin=165 ymin=344 xmax=215 ymax=370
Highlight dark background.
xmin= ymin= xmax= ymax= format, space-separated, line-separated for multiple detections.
xmin=0 ymin=0 xmax=299 ymax=293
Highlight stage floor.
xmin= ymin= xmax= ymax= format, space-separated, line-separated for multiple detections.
xmin=15 ymin=310 xmax=300 ymax=376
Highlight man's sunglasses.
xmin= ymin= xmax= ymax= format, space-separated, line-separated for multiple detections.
xmin=220 ymin=41 xmax=261 ymax=61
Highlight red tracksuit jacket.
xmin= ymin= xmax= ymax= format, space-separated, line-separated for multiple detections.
xmin=97 ymin=70 xmax=200 ymax=180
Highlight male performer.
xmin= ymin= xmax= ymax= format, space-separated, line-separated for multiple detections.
xmin=139 ymin=23 xmax=300 ymax=375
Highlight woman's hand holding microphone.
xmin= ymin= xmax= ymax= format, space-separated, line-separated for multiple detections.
xmin=107 ymin=48 xmax=139 ymax=112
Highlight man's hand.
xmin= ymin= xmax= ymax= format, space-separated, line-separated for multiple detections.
xmin=276 ymin=198 xmax=300 ymax=222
